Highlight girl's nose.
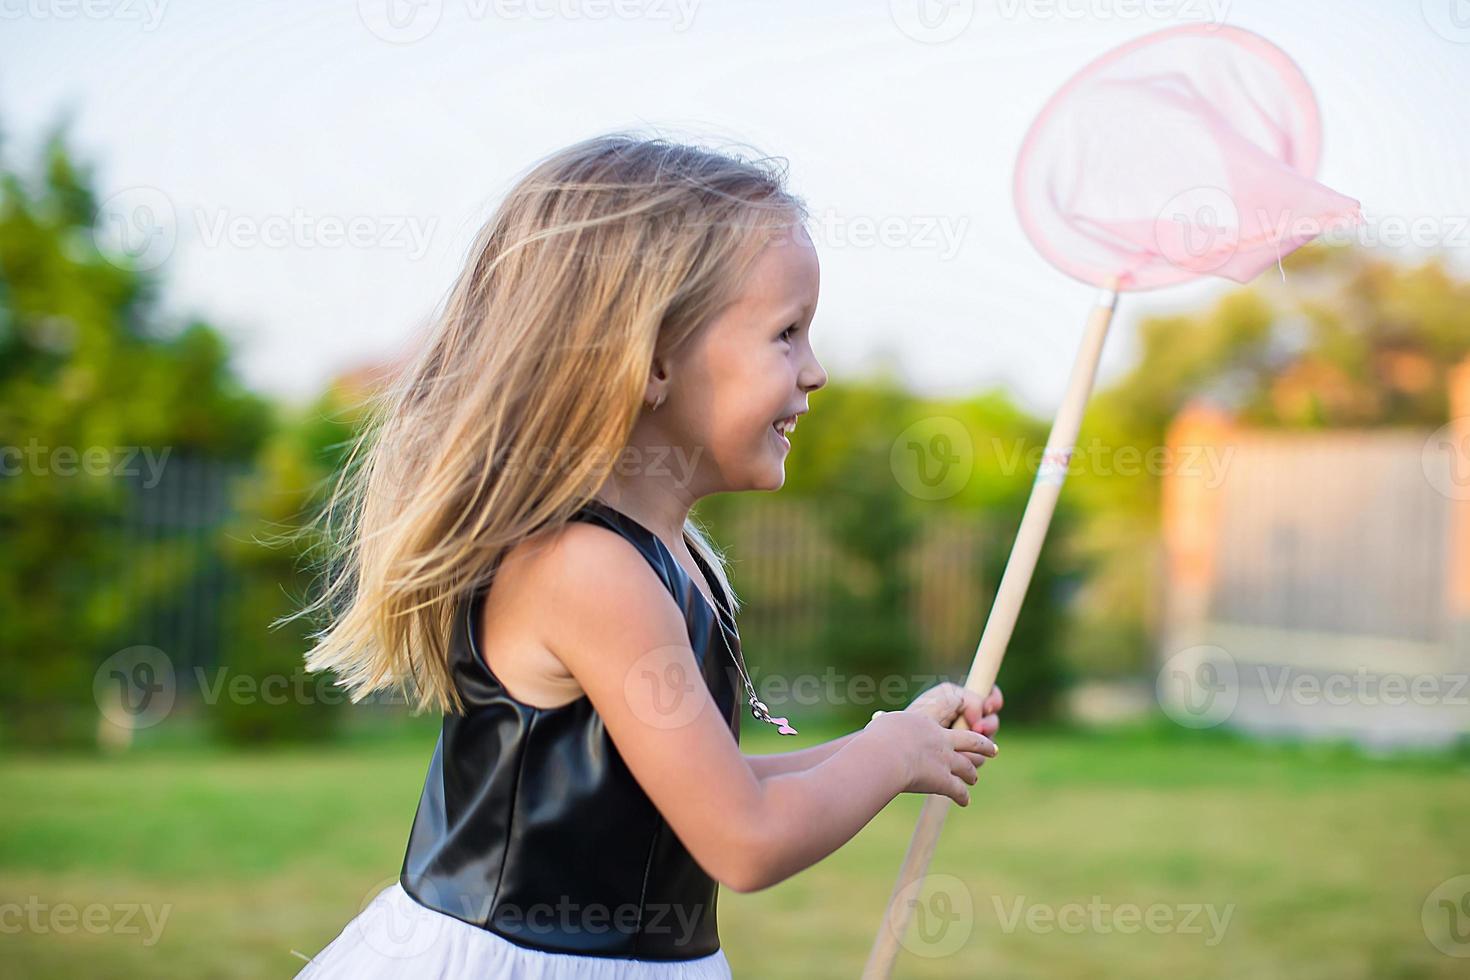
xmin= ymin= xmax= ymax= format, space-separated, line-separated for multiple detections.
xmin=801 ymin=354 xmax=828 ymax=393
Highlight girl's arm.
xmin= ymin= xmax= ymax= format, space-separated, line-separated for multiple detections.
xmin=744 ymin=732 xmax=860 ymax=782
xmin=538 ymin=524 xmax=995 ymax=895
xmin=742 ymin=686 xmax=1003 ymax=784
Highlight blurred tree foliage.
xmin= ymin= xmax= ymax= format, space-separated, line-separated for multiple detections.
xmin=1063 ymin=245 xmax=1470 ymax=678
xmin=0 ymin=119 xmax=272 ymax=747
xmin=212 ymin=380 xmax=367 ymax=744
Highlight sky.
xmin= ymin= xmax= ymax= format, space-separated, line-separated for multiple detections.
xmin=3 ymin=0 xmax=1468 ymax=414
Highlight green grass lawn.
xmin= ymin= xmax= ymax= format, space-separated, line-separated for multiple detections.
xmin=2 ymin=716 xmax=1467 ymax=979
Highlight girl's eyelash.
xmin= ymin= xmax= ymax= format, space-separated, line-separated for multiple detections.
xmin=779 ymin=324 xmax=798 ymax=341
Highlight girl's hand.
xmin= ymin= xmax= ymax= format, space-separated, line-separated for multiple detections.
xmin=904 ymin=681 xmax=1004 ymax=738
xmin=864 ymin=709 xmax=997 ymax=807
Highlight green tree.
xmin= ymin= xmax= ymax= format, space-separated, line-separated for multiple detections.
xmin=0 ymin=117 xmax=271 ymax=747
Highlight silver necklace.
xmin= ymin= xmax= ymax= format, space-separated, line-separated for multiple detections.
xmin=689 ymin=549 xmax=798 ymax=736
xmin=588 ymin=500 xmax=798 ymax=736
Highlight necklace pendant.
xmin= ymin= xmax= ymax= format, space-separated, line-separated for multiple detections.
xmin=749 ymin=697 xmax=798 ymax=736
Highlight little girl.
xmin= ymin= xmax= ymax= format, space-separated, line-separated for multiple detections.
xmin=293 ymin=132 xmax=1003 ymax=978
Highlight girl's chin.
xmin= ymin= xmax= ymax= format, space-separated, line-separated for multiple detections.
xmin=750 ymin=464 xmax=786 ymax=491
xmin=755 ymin=427 xmax=788 ymax=486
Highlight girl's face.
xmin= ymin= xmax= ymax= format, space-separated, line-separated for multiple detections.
xmin=659 ymin=228 xmax=827 ymax=495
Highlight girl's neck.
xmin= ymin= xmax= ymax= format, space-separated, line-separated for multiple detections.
xmin=592 ymin=481 xmax=696 ymax=553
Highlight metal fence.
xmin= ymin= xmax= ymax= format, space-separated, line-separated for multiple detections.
xmin=103 ymin=469 xmax=990 ymax=694
xmin=715 ymin=498 xmax=989 ymax=676
xmin=104 ymin=453 xmax=251 ymax=682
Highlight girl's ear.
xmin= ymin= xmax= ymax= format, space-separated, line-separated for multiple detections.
xmin=644 ymin=357 xmax=671 ymax=407
xmin=651 ymin=357 xmax=668 ymax=383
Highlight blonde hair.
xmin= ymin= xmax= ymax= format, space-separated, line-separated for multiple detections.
xmin=291 ymin=131 xmax=809 ymax=715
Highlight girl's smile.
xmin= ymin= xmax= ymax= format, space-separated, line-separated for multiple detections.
xmin=770 ymin=411 xmax=802 ymax=453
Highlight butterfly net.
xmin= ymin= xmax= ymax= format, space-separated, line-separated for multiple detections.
xmin=1014 ymin=24 xmax=1362 ymax=291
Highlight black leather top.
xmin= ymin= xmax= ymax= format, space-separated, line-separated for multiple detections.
xmin=399 ymin=498 xmax=742 ymax=960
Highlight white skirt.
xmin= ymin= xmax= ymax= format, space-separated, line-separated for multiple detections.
xmin=294 ymin=881 xmax=734 ymax=979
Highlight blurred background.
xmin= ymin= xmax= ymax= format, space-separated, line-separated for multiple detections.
xmin=2 ymin=1 xmax=1468 ymax=977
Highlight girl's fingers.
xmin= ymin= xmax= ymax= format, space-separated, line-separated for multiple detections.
xmin=958 ymin=687 xmax=988 ymax=730
xmin=952 ymin=729 xmax=997 ymax=756
xmin=957 ymin=684 xmax=1004 ymax=730
xmin=914 ymin=683 xmax=968 ymax=726
xmin=925 ymin=682 xmax=1002 ymax=732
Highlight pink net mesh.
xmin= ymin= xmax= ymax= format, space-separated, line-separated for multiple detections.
xmin=1014 ymin=24 xmax=1362 ymax=292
